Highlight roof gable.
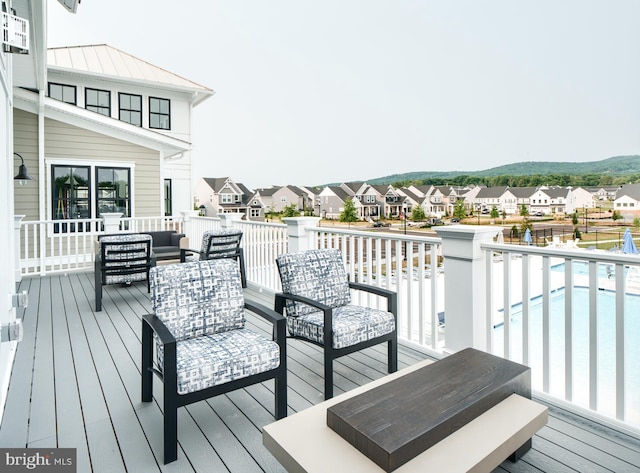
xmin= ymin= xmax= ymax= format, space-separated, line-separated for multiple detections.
xmin=47 ymin=44 xmax=214 ymax=104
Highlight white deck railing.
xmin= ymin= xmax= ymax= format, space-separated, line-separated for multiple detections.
xmin=17 ymin=216 xmax=183 ymax=275
xmin=483 ymin=242 xmax=640 ymax=429
xmin=16 ymin=215 xmax=640 ymax=432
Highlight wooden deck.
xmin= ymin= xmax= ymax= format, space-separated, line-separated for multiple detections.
xmin=1 ymin=271 xmax=640 ymax=472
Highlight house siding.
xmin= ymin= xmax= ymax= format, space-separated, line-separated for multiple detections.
xmin=13 ymin=110 xmax=39 ymax=221
xmin=44 ymin=117 xmax=161 ymax=218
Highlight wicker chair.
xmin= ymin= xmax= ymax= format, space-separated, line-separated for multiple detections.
xmin=141 ymin=259 xmax=287 ymax=464
xmin=275 ymin=248 xmax=397 ymax=400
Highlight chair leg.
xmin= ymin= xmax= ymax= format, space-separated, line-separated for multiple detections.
xmin=388 ymin=338 xmax=398 ymax=373
xmin=275 ymin=367 xmax=287 ymax=419
xmin=141 ymin=323 xmax=153 ymax=402
xmin=324 ymin=353 xmax=334 ymax=400
xmin=163 ymin=392 xmax=178 ymax=464
xmin=95 ymin=274 xmax=102 ymax=311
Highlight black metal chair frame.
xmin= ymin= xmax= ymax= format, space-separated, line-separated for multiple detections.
xmin=275 ymin=281 xmax=397 ymax=400
xmin=141 ymin=301 xmax=287 ymax=464
xmin=180 ymin=231 xmax=247 ymax=287
xmin=94 ymin=236 xmax=156 ymax=311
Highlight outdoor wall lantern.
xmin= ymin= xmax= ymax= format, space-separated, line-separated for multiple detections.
xmin=14 ymin=152 xmax=33 ymax=185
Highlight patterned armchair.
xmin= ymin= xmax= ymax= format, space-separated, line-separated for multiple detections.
xmin=180 ymin=229 xmax=246 ymax=287
xmin=142 ymin=259 xmax=287 ymax=464
xmin=275 ymin=249 xmax=397 ymax=400
xmin=94 ymin=233 xmax=156 ymax=311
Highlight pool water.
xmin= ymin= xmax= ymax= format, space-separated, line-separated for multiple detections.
xmin=493 ymin=286 xmax=640 ymax=425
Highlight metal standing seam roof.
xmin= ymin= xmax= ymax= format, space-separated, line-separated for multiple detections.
xmin=47 ymin=44 xmax=214 ymax=96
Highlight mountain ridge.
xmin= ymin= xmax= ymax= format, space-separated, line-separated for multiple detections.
xmin=361 ymin=155 xmax=640 ymax=185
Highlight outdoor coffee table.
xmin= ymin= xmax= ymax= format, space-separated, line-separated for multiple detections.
xmin=263 ymin=349 xmax=547 ymax=472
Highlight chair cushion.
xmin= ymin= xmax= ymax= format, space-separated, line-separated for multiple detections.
xmin=99 ymin=234 xmax=153 ymax=285
xmin=287 ymin=305 xmax=395 ymax=349
xmin=277 ymin=249 xmax=351 ymax=318
xmin=200 ymin=229 xmax=243 ymax=259
xmin=150 ymin=259 xmax=245 ymax=341
xmin=165 ymin=329 xmax=281 ymax=395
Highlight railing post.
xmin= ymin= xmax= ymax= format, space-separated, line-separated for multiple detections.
xmin=14 ymin=215 xmax=25 ymax=283
xmin=282 ymin=217 xmax=321 ymax=253
xmin=102 ymin=213 xmax=123 ymax=234
xmin=435 ymin=225 xmax=499 ymax=354
xmin=219 ymin=213 xmax=244 ymax=228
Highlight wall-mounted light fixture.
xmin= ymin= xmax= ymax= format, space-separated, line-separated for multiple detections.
xmin=14 ymin=152 xmax=33 ymax=185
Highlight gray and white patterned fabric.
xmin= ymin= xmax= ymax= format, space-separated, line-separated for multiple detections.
xmin=277 ymin=249 xmax=395 ymax=348
xmin=276 ymin=249 xmax=351 ymax=318
xmin=184 ymin=229 xmax=243 ymax=262
xmin=150 ymin=259 xmax=245 ymax=342
xmin=169 ymin=328 xmax=280 ymax=395
xmin=287 ymin=304 xmax=396 ymax=349
xmin=150 ymin=259 xmax=279 ymax=394
xmin=99 ymin=233 xmax=152 ymax=284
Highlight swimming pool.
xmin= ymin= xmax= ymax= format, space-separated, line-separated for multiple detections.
xmin=493 ymin=286 xmax=640 ymax=425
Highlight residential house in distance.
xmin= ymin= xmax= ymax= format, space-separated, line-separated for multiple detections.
xmin=14 ymin=44 xmax=214 ymax=225
xmin=614 ymin=183 xmax=640 ymax=218
xmin=510 ymin=187 xmax=537 ymax=215
xmin=193 ymin=177 xmax=251 ymax=217
xmin=475 ymin=186 xmax=509 ymax=214
xmin=318 ymin=185 xmax=354 ymax=219
xmin=246 ymin=185 xmax=312 ymax=221
xmin=571 ymin=187 xmax=596 ymax=212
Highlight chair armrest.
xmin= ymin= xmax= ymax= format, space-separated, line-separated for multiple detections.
xmin=142 ymin=313 xmax=176 ymax=346
xmin=274 ymin=292 xmax=334 ymax=348
xmin=179 ymin=236 xmax=189 ymax=249
xmin=274 ymin=292 xmax=331 ymax=314
xmin=349 ymin=281 xmax=398 ymax=316
xmin=170 ymin=233 xmax=185 ymax=247
xmin=179 ymin=247 xmax=200 ymax=262
xmin=245 ymin=301 xmax=287 ymax=350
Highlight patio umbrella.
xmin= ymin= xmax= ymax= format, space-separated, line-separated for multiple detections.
xmin=523 ymin=228 xmax=532 ymax=245
xmin=622 ymin=228 xmax=638 ymax=254
xmin=496 ymin=229 xmax=504 ymax=244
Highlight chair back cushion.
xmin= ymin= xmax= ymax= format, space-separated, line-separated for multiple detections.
xmin=150 ymin=259 xmax=245 ymax=341
xmin=200 ymin=229 xmax=243 ymax=260
xmin=98 ymin=233 xmax=153 ymax=284
xmin=276 ymin=249 xmax=351 ymax=317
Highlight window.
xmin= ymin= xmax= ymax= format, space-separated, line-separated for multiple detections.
xmin=281 ymin=196 xmax=287 ymax=203
xmin=96 ymin=167 xmax=131 ymax=217
xmin=52 ymin=165 xmax=90 ymax=220
xmin=221 ymin=194 xmax=233 ymax=204
xmin=164 ymin=179 xmax=172 ymax=216
xmin=48 ymin=82 xmax=76 ymax=104
xmin=86 ymin=88 xmax=111 ymax=116
xmin=250 ymin=209 xmax=261 ymax=218
xmin=149 ymin=97 xmax=170 ymax=129
xmin=119 ymin=93 xmax=142 ymax=126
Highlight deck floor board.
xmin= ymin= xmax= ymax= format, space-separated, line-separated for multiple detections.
xmin=1 ymin=271 xmax=639 ymax=472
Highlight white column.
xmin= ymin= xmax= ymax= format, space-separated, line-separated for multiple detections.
xmin=282 ymin=217 xmax=321 ymax=253
xmin=219 ymin=213 xmax=244 ymax=228
xmin=102 ymin=213 xmax=123 ymax=234
xmin=14 ymin=215 xmax=25 ymax=283
xmin=435 ymin=225 xmax=500 ymax=354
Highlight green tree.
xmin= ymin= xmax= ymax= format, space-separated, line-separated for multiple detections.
xmin=501 ymin=210 xmax=507 ymax=223
xmin=490 ymin=205 xmax=500 ymax=219
xmin=282 ymin=203 xmax=300 ymax=218
xmin=612 ymin=210 xmax=623 ymax=221
xmin=339 ymin=198 xmax=359 ymax=226
xmin=633 ymin=217 xmax=640 ymax=229
xmin=572 ymin=213 xmax=579 ymax=226
xmin=519 ymin=204 xmax=529 ymax=217
xmin=453 ymin=200 xmax=467 ymax=220
xmin=411 ymin=206 xmax=426 ymax=222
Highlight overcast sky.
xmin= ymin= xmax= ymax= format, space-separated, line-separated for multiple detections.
xmin=47 ymin=1 xmax=640 ymax=189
